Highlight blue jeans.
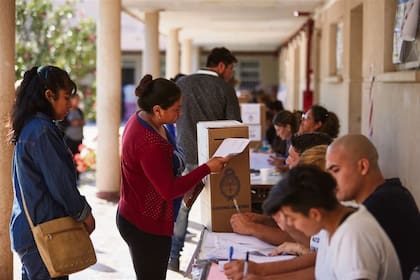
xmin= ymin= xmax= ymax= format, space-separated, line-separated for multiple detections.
xmin=170 ymin=202 xmax=191 ymax=259
xmin=170 ymin=164 xmax=196 ymax=259
xmin=17 ymin=246 xmax=68 ymax=280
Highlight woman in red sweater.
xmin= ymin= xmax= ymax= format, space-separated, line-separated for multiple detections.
xmin=116 ymin=74 xmax=228 ymax=279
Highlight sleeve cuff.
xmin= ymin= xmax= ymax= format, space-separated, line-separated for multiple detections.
xmin=73 ymin=196 xmax=92 ymax=222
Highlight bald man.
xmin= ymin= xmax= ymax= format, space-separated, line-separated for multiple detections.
xmin=326 ymin=134 xmax=420 ymax=279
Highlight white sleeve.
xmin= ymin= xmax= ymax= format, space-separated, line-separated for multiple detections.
xmin=329 ymin=228 xmax=380 ymax=280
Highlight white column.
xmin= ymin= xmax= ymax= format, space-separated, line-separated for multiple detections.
xmin=165 ymin=28 xmax=180 ymax=79
xmin=298 ymin=33 xmax=307 ymax=110
xmin=143 ymin=11 xmax=160 ymax=78
xmin=278 ymin=49 xmax=282 ymax=87
xmin=96 ymin=0 xmax=121 ymax=201
xmin=181 ymin=38 xmax=193 ymax=74
xmin=191 ymin=45 xmax=201 ymax=73
xmin=0 ymin=1 xmax=15 ymax=278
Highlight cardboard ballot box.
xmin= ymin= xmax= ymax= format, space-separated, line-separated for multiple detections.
xmin=240 ymin=103 xmax=266 ymax=150
xmin=197 ymin=120 xmax=251 ymax=232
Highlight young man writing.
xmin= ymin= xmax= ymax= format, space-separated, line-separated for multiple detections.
xmin=262 ymin=165 xmax=402 ymax=279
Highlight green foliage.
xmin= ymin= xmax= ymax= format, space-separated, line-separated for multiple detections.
xmin=16 ymin=0 xmax=97 ymax=121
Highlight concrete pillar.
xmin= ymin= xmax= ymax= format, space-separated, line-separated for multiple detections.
xmin=165 ymin=28 xmax=180 ymax=79
xmin=0 ymin=1 xmax=15 ymax=278
xmin=181 ymin=38 xmax=193 ymax=74
xmin=191 ymin=45 xmax=201 ymax=73
xmin=96 ymin=0 xmax=121 ymax=201
xmin=278 ymin=49 xmax=282 ymax=86
xmin=277 ymin=49 xmax=284 ymax=102
xmin=298 ymin=32 xmax=307 ymax=110
xmin=143 ymin=11 xmax=160 ymax=78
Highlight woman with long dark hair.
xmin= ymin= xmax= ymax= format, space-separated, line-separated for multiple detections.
xmin=268 ymin=110 xmax=299 ymax=172
xmin=9 ymin=66 xmax=95 ymax=280
xmin=299 ymin=104 xmax=340 ymax=138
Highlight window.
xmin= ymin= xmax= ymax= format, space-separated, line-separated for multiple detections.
xmin=238 ymin=61 xmax=260 ymax=90
xmin=336 ymin=21 xmax=344 ymax=74
xmin=328 ymin=20 xmax=343 ymax=79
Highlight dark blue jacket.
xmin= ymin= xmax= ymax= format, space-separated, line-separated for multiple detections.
xmin=10 ymin=113 xmax=91 ymax=251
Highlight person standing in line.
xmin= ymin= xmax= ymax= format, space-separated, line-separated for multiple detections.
xmin=116 ymin=74 xmax=229 ymax=280
xmin=169 ymin=47 xmax=242 ymax=272
xmin=62 ymin=93 xmax=85 ymax=182
xmin=63 ymin=93 xmax=84 ymax=155
xmin=9 ymin=65 xmax=95 ymax=280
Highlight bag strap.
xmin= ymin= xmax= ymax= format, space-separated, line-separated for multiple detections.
xmin=18 ymin=186 xmax=35 ymax=229
xmin=183 ymin=180 xmax=205 ymax=209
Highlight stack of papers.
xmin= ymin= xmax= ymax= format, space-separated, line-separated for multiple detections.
xmin=199 ymin=231 xmax=295 ymax=263
xmin=249 ymin=151 xmax=276 ymax=170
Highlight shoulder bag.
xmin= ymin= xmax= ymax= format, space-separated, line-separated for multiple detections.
xmin=19 ymin=187 xmax=97 ymax=277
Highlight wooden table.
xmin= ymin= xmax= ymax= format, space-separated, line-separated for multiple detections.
xmin=250 ymin=173 xmax=282 ymax=213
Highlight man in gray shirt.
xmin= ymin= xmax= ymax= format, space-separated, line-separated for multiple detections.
xmin=169 ymin=47 xmax=242 ymax=272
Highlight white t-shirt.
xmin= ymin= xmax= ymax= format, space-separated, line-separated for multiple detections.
xmin=315 ymin=205 xmax=402 ymax=280
xmin=310 ymin=230 xmax=327 ymax=252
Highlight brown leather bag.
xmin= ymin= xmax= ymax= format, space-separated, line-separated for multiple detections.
xmin=183 ymin=181 xmax=205 ymax=209
xmin=20 ymin=188 xmax=96 ymax=277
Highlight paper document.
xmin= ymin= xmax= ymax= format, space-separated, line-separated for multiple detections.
xmin=209 ymin=262 xmax=228 ymax=279
xmin=250 ymin=152 xmax=276 ymax=170
xmin=212 ymin=138 xmax=250 ymax=158
xmin=199 ymin=231 xmax=295 ymax=263
xmin=240 ymin=103 xmax=261 ymax=124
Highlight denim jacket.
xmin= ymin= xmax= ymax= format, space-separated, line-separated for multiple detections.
xmin=10 ymin=113 xmax=91 ymax=252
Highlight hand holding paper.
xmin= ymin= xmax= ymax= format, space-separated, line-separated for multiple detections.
xmin=206 ymin=157 xmax=229 ymax=173
xmin=213 ymin=138 xmax=250 ymax=158
xmin=205 ymin=138 xmax=250 ymax=173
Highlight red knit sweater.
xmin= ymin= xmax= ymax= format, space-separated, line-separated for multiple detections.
xmin=118 ymin=114 xmax=210 ymax=236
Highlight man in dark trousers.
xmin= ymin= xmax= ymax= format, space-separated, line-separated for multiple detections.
xmin=169 ymin=47 xmax=242 ymax=272
xmin=326 ymin=134 xmax=420 ymax=279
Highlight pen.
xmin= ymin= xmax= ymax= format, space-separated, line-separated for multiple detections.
xmin=229 ymin=246 xmax=234 ymax=262
xmin=233 ymin=198 xmax=240 ymax=213
xmin=243 ymin=251 xmax=249 ymax=277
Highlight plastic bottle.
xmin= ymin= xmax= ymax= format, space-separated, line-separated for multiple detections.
xmin=261 ymin=137 xmax=270 ymax=152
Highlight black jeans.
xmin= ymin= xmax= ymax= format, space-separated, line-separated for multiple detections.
xmin=116 ymin=212 xmax=171 ymax=280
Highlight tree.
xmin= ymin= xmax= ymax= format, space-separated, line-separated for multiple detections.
xmin=16 ymin=0 xmax=97 ymax=121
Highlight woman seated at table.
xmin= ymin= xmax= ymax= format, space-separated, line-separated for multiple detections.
xmin=298 ymin=104 xmax=340 ymax=138
xmin=268 ymin=110 xmax=299 ymax=172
